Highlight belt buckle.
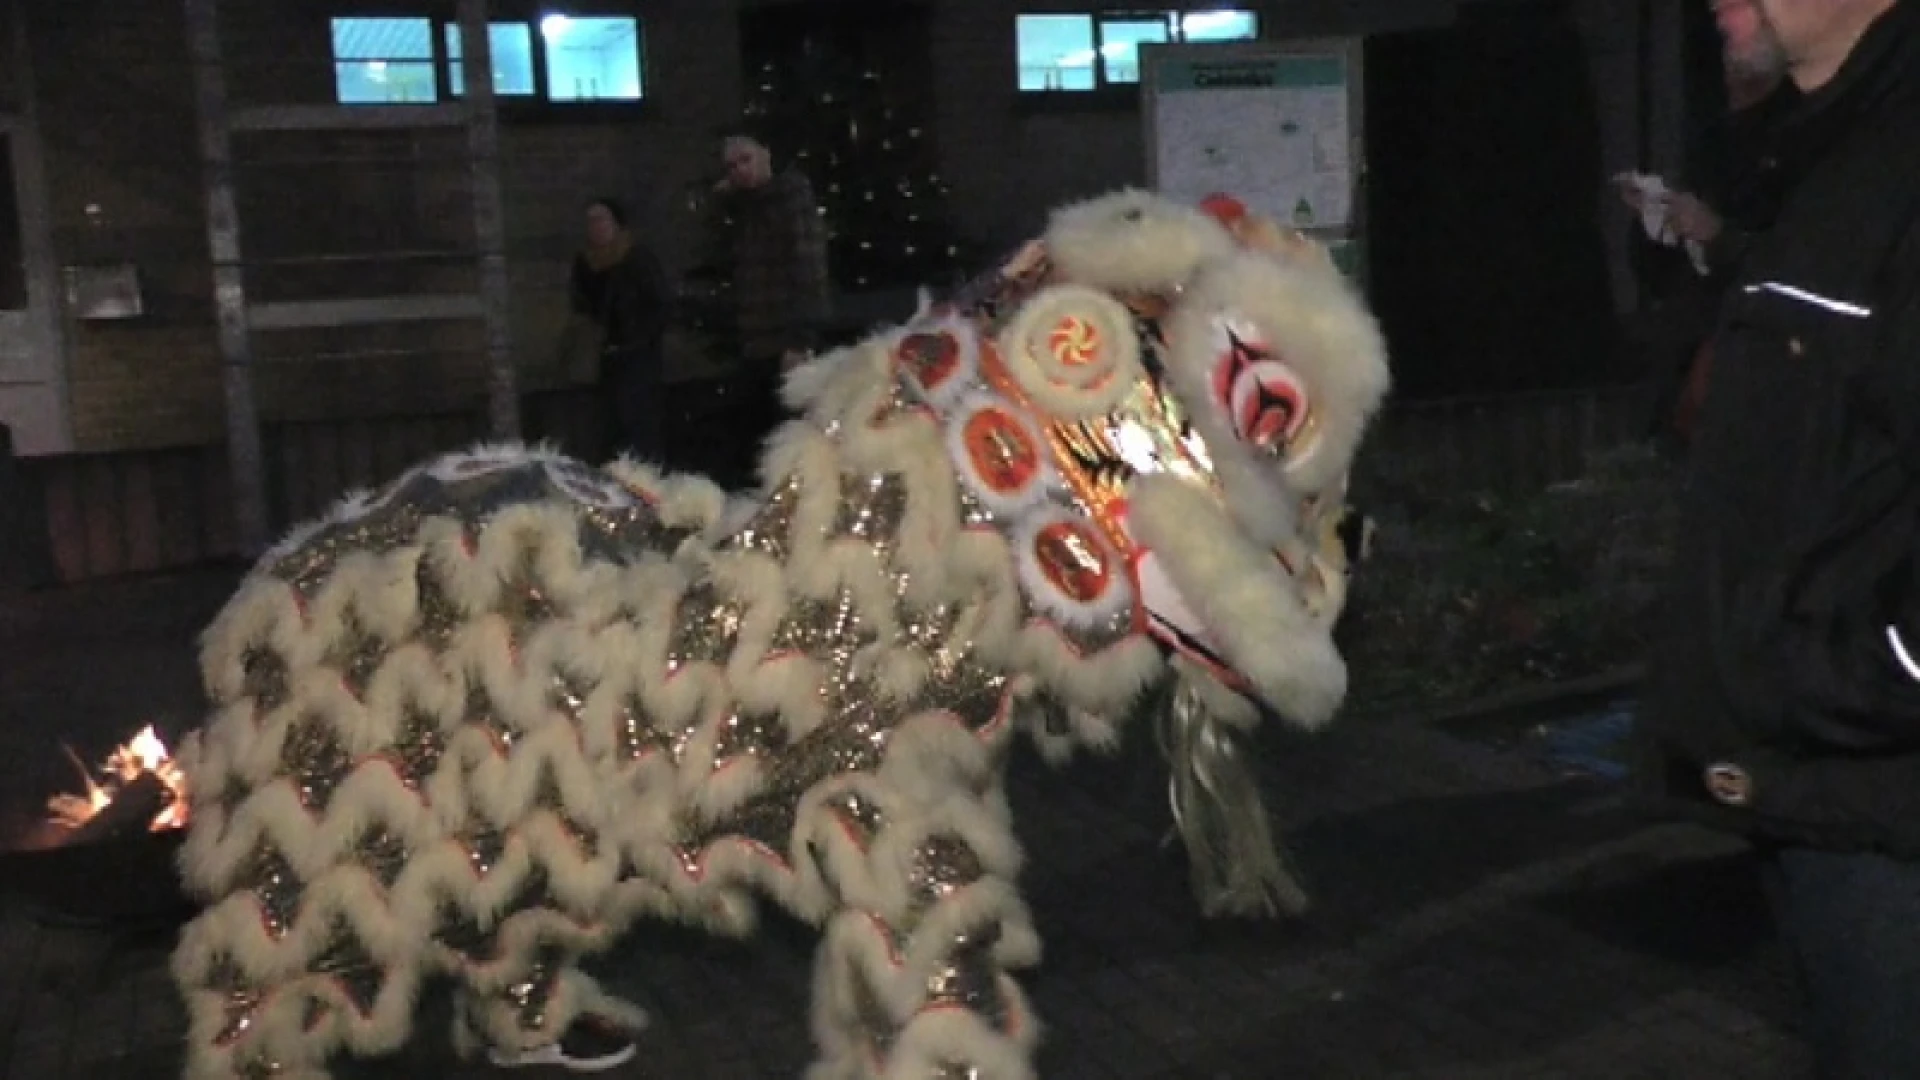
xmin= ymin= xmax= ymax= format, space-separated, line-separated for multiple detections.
xmin=1703 ymin=762 xmax=1754 ymax=807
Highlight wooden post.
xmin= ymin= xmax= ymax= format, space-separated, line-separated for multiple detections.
xmin=457 ymin=0 xmax=521 ymax=441
xmin=184 ymin=0 xmax=270 ymax=555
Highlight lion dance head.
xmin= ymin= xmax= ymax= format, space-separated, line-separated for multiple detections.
xmin=785 ymin=188 xmax=1390 ymax=913
xmin=802 ymin=188 xmax=1387 ymax=727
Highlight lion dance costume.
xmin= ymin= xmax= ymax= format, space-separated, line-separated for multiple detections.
xmin=169 ymin=189 xmax=1391 ymax=1079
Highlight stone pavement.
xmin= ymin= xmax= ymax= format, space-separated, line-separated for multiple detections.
xmin=0 ymin=570 xmax=1811 ymax=1079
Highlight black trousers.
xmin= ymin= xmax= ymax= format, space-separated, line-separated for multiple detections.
xmin=602 ymin=347 xmax=663 ymax=466
xmin=1764 ymin=846 xmax=1920 ymax=1079
xmin=714 ymin=353 xmax=785 ymax=491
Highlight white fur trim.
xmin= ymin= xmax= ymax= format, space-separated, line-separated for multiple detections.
xmin=1044 ymin=188 xmax=1236 ymax=296
xmin=1131 ymin=545 xmax=1230 ymax=673
xmin=1128 ymin=474 xmax=1346 ymax=729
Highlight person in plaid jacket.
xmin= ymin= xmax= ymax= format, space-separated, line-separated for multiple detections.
xmin=715 ymin=132 xmax=831 ymax=482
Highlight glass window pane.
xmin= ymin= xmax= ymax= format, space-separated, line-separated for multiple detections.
xmin=1179 ymin=10 xmax=1260 ymax=43
xmin=330 ymin=16 xmax=432 ymax=60
xmin=541 ymin=15 xmax=644 ymax=102
xmin=1015 ymin=15 xmax=1096 ymax=92
xmin=330 ymin=17 xmax=438 ymax=104
xmin=1099 ymin=16 xmax=1172 ymax=84
xmin=446 ymin=22 xmax=537 ymax=97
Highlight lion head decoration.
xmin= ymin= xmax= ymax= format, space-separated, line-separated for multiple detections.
xmin=784 ymin=188 xmax=1390 ymax=914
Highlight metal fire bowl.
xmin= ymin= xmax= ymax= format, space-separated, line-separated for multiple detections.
xmin=0 ymin=828 xmax=197 ymax=930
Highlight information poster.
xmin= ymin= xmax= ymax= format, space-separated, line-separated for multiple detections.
xmin=1144 ymin=42 xmax=1361 ymax=234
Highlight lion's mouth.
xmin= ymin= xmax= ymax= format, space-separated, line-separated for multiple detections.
xmin=1129 ymin=540 xmax=1250 ymax=691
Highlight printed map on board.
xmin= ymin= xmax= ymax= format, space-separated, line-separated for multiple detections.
xmin=1150 ymin=52 xmax=1354 ymax=230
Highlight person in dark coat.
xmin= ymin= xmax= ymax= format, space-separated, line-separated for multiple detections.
xmin=1635 ymin=2 xmax=1920 ymax=1076
xmin=711 ymin=133 xmax=831 ymax=486
xmin=571 ymin=196 xmax=670 ymax=464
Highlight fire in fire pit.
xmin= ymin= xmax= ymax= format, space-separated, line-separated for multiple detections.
xmin=48 ymin=724 xmax=191 ymax=838
xmin=0 ymin=724 xmax=198 ymax=930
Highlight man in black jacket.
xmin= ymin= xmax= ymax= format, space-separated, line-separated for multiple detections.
xmin=1638 ymin=1 xmax=1920 ymax=1076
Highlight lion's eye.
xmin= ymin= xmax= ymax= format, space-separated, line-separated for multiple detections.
xmin=1208 ymin=316 xmax=1312 ymax=454
xmin=1233 ymin=368 xmax=1309 ymax=453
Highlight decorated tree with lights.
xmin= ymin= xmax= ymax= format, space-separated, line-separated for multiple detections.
xmin=739 ymin=38 xmax=971 ymax=293
xmin=676 ymin=12 xmax=975 ymax=398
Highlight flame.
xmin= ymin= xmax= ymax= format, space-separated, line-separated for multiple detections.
xmin=47 ymin=724 xmax=190 ymax=832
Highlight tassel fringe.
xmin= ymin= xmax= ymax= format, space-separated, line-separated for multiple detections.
xmin=1155 ymin=677 xmax=1310 ymax=918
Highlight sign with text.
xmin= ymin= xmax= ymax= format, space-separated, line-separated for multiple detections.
xmin=1143 ymin=40 xmax=1364 ymax=255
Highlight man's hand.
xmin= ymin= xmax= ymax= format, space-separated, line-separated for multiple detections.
xmin=1611 ymin=172 xmax=1657 ymax=213
xmin=1667 ymin=193 xmax=1725 ymax=246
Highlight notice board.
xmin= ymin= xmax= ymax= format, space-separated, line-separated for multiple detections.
xmin=1141 ymin=39 xmax=1366 ymax=282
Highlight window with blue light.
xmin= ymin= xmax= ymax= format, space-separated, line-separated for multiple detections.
xmin=1015 ymin=8 xmax=1258 ymax=92
xmin=445 ymin=22 xmax=537 ymax=97
xmin=331 ymin=17 xmax=438 ymax=104
xmin=1016 ymin=15 xmax=1097 ymax=92
xmin=1179 ymin=9 xmax=1259 ymax=43
xmin=1098 ymin=15 xmax=1173 ymax=84
xmin=541 ymin=15 xmax=645 ymax=102
xmin=327 ymin=12 xmax=646 ymax=106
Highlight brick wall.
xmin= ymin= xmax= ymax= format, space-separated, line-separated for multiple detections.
xmin=13 ymin=0 xmax=1668 ymax=454
xmin=18 ymin=0 xmax=742 ymax=454
xmin=23 ymin=0 xmax=218 ymax=452
xmin=929 ymin=3 xmax=1127 ymax=249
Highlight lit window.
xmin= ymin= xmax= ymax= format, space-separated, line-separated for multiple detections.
xmin=1180 ymin=9 xmax=1260 ymax=43
xmin=1098 ymin=15 xmax=1173 ymax=84
xmin=541 ymin=15 xmax=645 ymax=102
xmin=331 ymin=17 xmax=438 ymax=104
xmin=329 ymin=14 xmax=648 ymax=106
xmin=445 ymin=22 xmax=538 ymax=97
xmin=1016 ymin=15 xmax=1097 ymax=92
xmin=1015 ymin=9 xmax=1259 ymax=92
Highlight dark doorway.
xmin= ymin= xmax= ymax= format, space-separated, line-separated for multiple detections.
xmin=0 ymin=133 xmax=26 ymax=312
xmin=1362 ymin=0 xmax=1621 ymax=399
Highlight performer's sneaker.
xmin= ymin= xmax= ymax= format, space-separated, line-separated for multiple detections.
xmin=487 ymin=1013 xmax=641 ymax=1073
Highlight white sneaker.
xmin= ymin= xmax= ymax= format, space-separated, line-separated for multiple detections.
xmin=487 ymin=1013 xmax=641 ymax=1073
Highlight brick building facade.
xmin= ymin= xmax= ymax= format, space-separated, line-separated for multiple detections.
xmin=0 ymin=0 xmax=1692 ymax=581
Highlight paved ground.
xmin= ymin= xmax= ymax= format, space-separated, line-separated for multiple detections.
xmin=0 ymin=570 xmax=1811 ymax=1079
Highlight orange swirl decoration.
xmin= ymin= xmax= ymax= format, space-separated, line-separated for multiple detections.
xmin=995 ymin=285 xmax=1142 ymax=418
xmin=1048 ymin=315 xmax=1101 ymax=370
